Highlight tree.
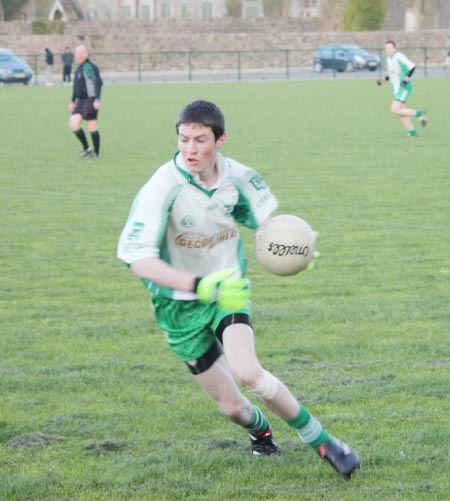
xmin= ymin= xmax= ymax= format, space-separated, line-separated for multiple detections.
xmin=344 ymin=0 xmax=387 ymax=31
xmin=1 ymin=0 xmax=29 ymax=20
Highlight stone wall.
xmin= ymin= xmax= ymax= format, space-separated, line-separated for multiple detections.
xmin=1 ymin=19 xmax=449 ymax=71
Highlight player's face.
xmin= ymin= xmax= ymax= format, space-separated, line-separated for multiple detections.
xmin=384 ymin=43 xmax=396 ymax=57
xmin=177 ymin=123 xmax=226 ymax=176
xmin=75 ymin=47 xmax=88 ymax=64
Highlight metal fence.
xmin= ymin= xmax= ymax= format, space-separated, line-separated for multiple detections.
xmin=21 ymin=47 xmax=450 ymax=86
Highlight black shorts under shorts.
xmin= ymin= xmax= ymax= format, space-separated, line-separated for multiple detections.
xmin=72 ymin=97 xmax=98 ymax=121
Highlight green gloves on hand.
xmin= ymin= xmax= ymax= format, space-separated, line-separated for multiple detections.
xmin=195 ymin=268 xmax=250 ymax=311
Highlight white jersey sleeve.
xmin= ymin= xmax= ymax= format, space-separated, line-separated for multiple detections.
xmin=226 ymin=157 xmax=278 ymax=229
xmin=117 ymin=160 xmax=183 ymax=264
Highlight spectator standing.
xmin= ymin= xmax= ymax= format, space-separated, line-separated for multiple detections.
xmin=62 ymin=46 xmax=74 ymax=84
xmin=45 ymin=48 xmax=54 ymax=86
xmin=444 ymin=35 xmax=450 ymax=74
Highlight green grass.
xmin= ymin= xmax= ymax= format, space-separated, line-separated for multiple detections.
xmin=1 ymin=79 xmax=449 ymax=500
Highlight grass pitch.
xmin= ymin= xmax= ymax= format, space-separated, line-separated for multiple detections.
xmin=1 ymin=78 xmax=449 ymax=500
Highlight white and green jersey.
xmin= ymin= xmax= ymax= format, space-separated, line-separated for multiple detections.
xmin=117 ymin=152 xmax=278 ymax=300
xmin=386 ymin=50 xmax=415 ymax=93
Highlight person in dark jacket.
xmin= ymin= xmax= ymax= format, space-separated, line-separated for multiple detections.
xmin=61 ymin=46 xmax=74 ymax=83
xmin=45 ymin=48 xmax=54 ymax=86
xmin=68 ymin=45 xmax=103 ymax=158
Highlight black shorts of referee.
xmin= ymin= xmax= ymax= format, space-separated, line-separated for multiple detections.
xmin=72 ymin=97 xmax=99 ymax=121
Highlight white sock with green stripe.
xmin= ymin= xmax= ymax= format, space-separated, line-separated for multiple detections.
xmin=245 ymin=405 xmax=270 ymax=435
xmin=287 ymin=405 xmax=330 ymax=452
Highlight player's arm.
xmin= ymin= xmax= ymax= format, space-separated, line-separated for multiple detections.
xmin=401 ymin=66 xmax=415 ymax=86
xmin=130 ymin=257 xmax=197 ymax=292
xmin=131 ymin=257 xmax=249 ymax=310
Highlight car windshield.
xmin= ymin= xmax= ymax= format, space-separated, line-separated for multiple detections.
xmin=343 ymin=46 xmax=370 ymax=56
xmin=0 ymin=54 xmax=21 ymax=63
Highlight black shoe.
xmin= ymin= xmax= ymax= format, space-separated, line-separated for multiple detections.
xmin=79 ymin=147 xmax=92 ymax=158
xmin=419 ymin=111 xmax=428 ymax=127
xmin=318 ymin=437 xmax=360 ymax=479
xmin=249 ymin=428 xmax=280 ymax=456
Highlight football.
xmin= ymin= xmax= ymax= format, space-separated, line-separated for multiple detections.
xmin=255 ymin=215 xmax=316 ymax=276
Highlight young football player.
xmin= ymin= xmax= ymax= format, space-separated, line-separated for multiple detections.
xmin=117 ymin=100 xmax=360 ymax=478
xmin=377 ymin=40 xmax=428 ymax=138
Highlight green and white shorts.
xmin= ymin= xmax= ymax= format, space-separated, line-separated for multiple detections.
xmin=393 ymin=85 xmax=412 ymax=103
xmin=151 ymin=297 xmax=251 ymax=362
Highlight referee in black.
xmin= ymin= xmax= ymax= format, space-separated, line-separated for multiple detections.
xmin=68 ymin=45 xmax=103 ymax=158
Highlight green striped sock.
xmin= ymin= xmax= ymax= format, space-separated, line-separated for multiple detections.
xmin=287 ymin=406 xmax=331 ymax=451
xmin=245 ymin=405 xmax=270 ymax=434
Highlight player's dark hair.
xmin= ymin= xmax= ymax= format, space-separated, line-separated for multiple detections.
xmin=176 ymin=100 xmax=225 ymax=141
xmin=385 ymin=40 xmax=396 ymax=47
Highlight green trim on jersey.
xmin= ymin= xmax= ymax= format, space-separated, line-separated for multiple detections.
xmin=231 ymin=186 xmax=258 ymax=229
xmin=236 ymin=237 xmax=248 ymax=275
xmin=174 ymin=152 xmax=216 ymax=198
xmin=84 ymin=62 xmax=96 ymax=81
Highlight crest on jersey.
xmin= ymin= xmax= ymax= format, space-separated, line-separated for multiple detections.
xmin=249 ymin=174 xmax=267 ymax=191
xmin=180 ymin=215 xmax=195 ymax=228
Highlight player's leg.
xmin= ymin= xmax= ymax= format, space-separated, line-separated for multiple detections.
xmin=86 ymin=119 xmax=100 ymax=157
xmin=69 ymin=112 xmax=91 ymax=155
xmin=189 ymin=341 xmax=279 ymax=456
xmin=222 ymin=321 xmax=360 ymax=478
xmin=391 ymin=100 xmax=418 ymax=137
xmin=154 ymin=300 xmax=278 ymax=456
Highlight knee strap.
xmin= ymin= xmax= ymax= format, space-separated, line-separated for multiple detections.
xmin=185 ymin=339 xmax=223 ymax=375
xmin=249 ymin=370 xmax=279 ymax=400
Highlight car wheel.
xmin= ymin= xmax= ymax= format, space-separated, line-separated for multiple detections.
xmin=313 ymin=62 xmax=323 ymax=73
xmin=345 ymin=62 xmax=355 ymax=72
xmin=369 ymin=66 xmax=377 ymax=72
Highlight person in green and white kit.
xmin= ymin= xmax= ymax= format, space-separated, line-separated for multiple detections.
xmin=377 ymin=40 xmax=428 ymax=138
xmin=117 ymin=100 xmax=360 ymax=479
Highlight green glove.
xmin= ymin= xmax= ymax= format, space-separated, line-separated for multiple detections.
xmin=305 ymin=251 xmax=320 ymax=272
xmin=195 ymin=268 xmax=250 ymax=311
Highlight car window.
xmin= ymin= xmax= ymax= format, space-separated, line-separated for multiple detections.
xmin=0 ymin=55 xmax=21 ymax=63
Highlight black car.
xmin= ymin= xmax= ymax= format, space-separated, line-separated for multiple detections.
xmin=0 ymin=48 xmax=33 ymax=85
xmin=313 ymin=44 xmax=380 ymax=73
xmin=337 ymin=44 xmax=380 ymax=71
xmin=313 ymin=45 xmax=354 ymax=73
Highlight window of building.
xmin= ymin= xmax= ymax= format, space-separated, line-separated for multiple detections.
xmin=202 ymin=2 xmax=212 ymax=18
xmin=244 ymin=0 xmax=263 ymax=18
xmin=181 ymin=3 xmax=193 ymax=18
xmin=161 ymin=3 xmax=170 ymax=18
xmin=121 ymin=6 xmax=131 ymax=19
xmin=142 ymin=5 xmax=151 ymax=19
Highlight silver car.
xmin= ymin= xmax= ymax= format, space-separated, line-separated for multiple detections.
xmin=0 ymin=48 xmax=33 ymax=85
